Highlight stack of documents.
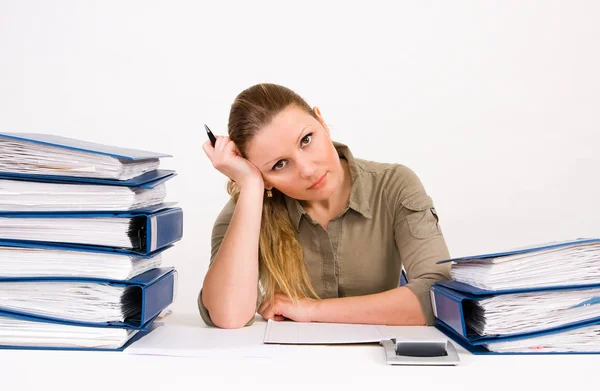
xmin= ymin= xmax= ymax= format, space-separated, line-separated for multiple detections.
xmin=448 ymin=239 xmax=600 ymax=290
xmin=0 ymin=315 xmax=139 ymax=349
xmin=0 ymin=133 xmax=166 ymax=180
xmin=0 ymin=205 xmax=182 ymax=251
xmin=0 ymin=178 xmax=167 ymax=211
xmin=481 ymin=323 xmax=600 ymax=353
xmin=0 ymin=133 xmax=177 ymax=211
xmin=465 ymin=287 xmax=600 ymax=336
xmin=430 ymin=238 xmax=600 ymax=354
xmin=0 ymin=244 xmax=164 ymax=280
xmin=0 ymin=133 xmax=182 ymax=350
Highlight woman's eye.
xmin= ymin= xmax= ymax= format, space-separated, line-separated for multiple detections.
xmin=301 ymin=133 xmax=313 ymax=147
xmin=273 ymin=160 xmax=287 ymax=171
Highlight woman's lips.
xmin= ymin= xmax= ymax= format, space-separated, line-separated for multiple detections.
xmin=308 ymin=173 xmax=327 ymax=190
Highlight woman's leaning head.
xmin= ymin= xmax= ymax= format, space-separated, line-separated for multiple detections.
xmin=227 ymin=83 xmax=343 ymax=202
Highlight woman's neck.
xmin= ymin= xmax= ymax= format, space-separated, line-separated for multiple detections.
xmin=301 ymin=158 xmax=352 ymax=229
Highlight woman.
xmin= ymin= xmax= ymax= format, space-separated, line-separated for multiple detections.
xmin=199 ymin=83 xmax=451 ymax=329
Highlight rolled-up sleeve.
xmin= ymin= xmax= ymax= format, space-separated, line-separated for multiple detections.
xmin=392 ymin=166 xmax=452 ymax=325
xmin=197 ymin=199 xmax=258 ymax=327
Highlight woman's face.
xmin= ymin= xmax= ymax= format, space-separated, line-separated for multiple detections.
xmin=245 ymin=105 xmax=343 ymax=201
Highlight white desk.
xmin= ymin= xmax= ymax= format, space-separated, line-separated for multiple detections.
xmin=1 ymin=311 xmax=597 ymax=391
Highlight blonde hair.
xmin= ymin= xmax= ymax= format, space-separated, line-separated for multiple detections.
xmin=227 ymin=83 xmax=320 ymax=305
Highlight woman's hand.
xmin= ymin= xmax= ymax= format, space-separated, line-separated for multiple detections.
xmin=258 ymin=293 xmax=319 ymax=323
xmin=202 ymin=136 xmax=264 ymax=190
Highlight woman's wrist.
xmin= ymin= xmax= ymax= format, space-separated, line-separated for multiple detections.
xmin=308 ymin=297 xmax=322 ymax=322
xmin=238 ymin=177 xmax=265 ymax=195
xmin=237 ymin=174 xmax=264 ymax=192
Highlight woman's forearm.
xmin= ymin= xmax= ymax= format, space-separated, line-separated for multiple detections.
xmin=311 ymin=286 xmax=427 ymax=325
xmin=201 ymin=181 xmax=264 ymax=328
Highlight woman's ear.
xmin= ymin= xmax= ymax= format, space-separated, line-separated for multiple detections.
xmin=312 ymin=106 xmax=329 ymax=133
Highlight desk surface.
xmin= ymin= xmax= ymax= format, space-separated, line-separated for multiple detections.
xmin=1 ymin=311 xmax=597 ymax=391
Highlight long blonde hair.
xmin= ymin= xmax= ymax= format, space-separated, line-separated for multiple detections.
xmin=227 ymin=83 xmax=320 ymax=305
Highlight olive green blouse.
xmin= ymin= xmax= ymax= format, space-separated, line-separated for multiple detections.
xmin=198 ymin=141 xmax=452 ymax=327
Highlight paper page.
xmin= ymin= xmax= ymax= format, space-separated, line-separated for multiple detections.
xmin=0 ymin=179 xmax=166 ymax=211
xmin=469 ymin=287 xmax=600 ymax=336
xmin=0 ymin=136 xmax=160 ymax=180
xmin=263 ymin=320 xmax=394 ymax=344
xmin=0 ymin=246 xmax=161 ymax=280
xmin=125 ymin=323 xmax=294 ymax=359
xmin=0 ymin=315 xmax=135 ymax=349
xmin=0 ymin=282 xmax=126 ymax=322
xmin=451 ymin=242 xmax=600 ymax=290
xmin=0 ymin=217 xmax=133 ymax=248
xmin=485 ymin=323 xmax=600 ymax=353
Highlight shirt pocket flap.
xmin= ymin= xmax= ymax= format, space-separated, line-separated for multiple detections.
xmin=401 ymin=193 xmax=434 ymax=212
xmin=401 ymin=194 xmax=441 ymax=239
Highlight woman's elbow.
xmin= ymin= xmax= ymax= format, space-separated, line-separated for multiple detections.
xmin=203 ymin=300 xmax=255 ymax=329
xmin=200 ymin=288 xmax=257 ymax=328
xmin=210 ymin=312 xmax=254 ymax=329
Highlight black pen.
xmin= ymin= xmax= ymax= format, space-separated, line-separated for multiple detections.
xmin=204 ymin=124 xmax=217 ymax=147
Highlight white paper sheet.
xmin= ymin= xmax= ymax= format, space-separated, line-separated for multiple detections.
xmin=0 ymin=216 xmax=135 ymax=248
xmin=125 ymin=323 xmax=295 ymax=359
xmin=0 ymin=136 xmax=159 ymax=180
xmin=0 ymin=179 xmax=166 ymax=211
xmin=0 ymin=246 xmax=161 ymax=280
xmin=469 ymin=287 xmax=600 ymax=336
xmin=486 ymin=323 xmax=600 ymax=353
xmin=0 ymin=315 xmax=137 ymax=348
xmin=451 ymin=241 xmax=600 ymax=290
xmin=0 ymin=282 xmax=128 ymax=322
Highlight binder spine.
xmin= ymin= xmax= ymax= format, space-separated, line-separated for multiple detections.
xmin=431 ymin=285 xmax=468 ymax=338
xmin=146 ymin=208 xmax=183 ymax=252
xmin=140 ymin=270 xmax=176 ymax=324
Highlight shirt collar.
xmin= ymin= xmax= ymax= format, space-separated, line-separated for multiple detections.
xmin=284 ymin=141 xmax=372 ymax=230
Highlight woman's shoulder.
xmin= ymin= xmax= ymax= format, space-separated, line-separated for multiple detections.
xmin=355 ymin=158 xmax=432 ymax=211
xmin=355 ymin=158 xmax=423 ymax=190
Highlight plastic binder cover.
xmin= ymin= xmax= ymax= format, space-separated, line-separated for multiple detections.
xmin=0 ymin=132 xmax=172 ymax=181
xmin=435 ymin=317 xmax=600 ymax=355
xmin=437 ymin=238 xmax=600 ymax=291
xmin=0 ymin=169 xmax=176 ymax=189
xmin=0 ymin=203 xmax=183 ymax=255
xmin=0 ymin=311 xmax=159 ymax=351
xmin=0 ymin=242 xmax=170 ymax=280
xmin=431 ymin=280 xmax=600 ymax=344
xmin=0 ymin=267 xmax=177 ymax=329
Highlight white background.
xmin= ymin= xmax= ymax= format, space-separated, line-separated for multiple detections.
xmin=1 ymin=1 xmax=598 ymax=318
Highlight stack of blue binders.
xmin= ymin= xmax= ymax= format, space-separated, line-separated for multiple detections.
xmin=430 ymin=238 xmax=600 ymax=354
xmin=0 ymin=133 xmax=183 ymax=351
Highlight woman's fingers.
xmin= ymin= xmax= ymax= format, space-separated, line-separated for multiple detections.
xmin=201 ymin=140 xmax=213 ymax=159
xmin=223 ymin=138 xmax=238 ymax=156
xmin=215 ymin=135 xmax=230 ymax=152
xmin=258 ymin=299 xmax=270 ymax=316
xmin=258 ymin=299 xmax=279 ymax=320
